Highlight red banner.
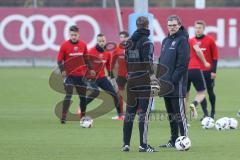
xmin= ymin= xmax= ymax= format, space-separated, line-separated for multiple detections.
xmin=0 ymin=8 xmax=239 ymax=59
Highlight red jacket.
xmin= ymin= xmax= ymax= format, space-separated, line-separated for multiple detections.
xmin=111 ymin=46 xmax=127 ymax=77
xmin=86 ymin=47 xmax=112 ymax=79
xmin=188 ymin=37 xmax=202 ymax=69
xmin=57 ymin=40 xmax=87 ymax=76
xmin=199 ymin=35 xmax=219 ymax=71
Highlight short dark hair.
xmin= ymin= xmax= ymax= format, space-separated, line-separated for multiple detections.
xmin=69 ymin=25 xmax=79 ymax=32
xmin=97 ymin=33 xmax=105 ymax=37
xmin=167 ymin=15 xmax=182 ymax=25
xmin=119 ymin=31 xmax=129 ymax=37
xmin=195 ymin=20 xmax=206 ymax=28
xmin=136 ymin=16 xmax=149 ymax=29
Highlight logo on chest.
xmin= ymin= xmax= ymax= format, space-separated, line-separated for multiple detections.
xmin=196 ymin=41 xmax=202 ymax=46
xmin=196 ymin=41 xmax=206 ymax=51
xmin=94 ymin=53 xmax=106 ymax=63
xmin=169 ymin=41 xmax=176 ymax=50
xmin=98 ymin=53 xmax=104 ymax=59
xmin=74 ymin=46 xmax=78 ymax=52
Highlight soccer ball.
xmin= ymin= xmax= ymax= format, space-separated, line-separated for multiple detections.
xmin=175 ymin=136 xmax=191 ymax=151
xmin=80 ymin=116 xmax=93 ymax=128
xmin=215 ymin=117 xmax=229 ymax=130
xmin=228 ymin=118 xmax=238 ymax=129
xmin=237 ymin=110 xmax=240 ymax=117
xmin=201 ymin=117 xmax=215 ymax=129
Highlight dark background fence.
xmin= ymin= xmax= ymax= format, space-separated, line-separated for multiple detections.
xmin=1 ymin=0 xmax=240 ymax=8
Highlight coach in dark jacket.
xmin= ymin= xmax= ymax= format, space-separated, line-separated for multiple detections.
xmin=158 ymin=15 xmax=190 ymax=148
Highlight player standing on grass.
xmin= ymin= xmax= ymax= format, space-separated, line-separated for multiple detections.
xmin=111 ymin=31 xmax=129 ymax=120
xmin=196 ymin=20 xmax=219 ymax=119
xmin=186 ymin=20 xmax=212 ymax=119
xmin=122 ymin=16 xmax=158 ymax=152
xmin=158 ymin=15 xmax=189 ymax=148
xmin=57 ymin=25 xmax=89 ymax=124
xmin=85 ymin=33 xmax=124 ymax=120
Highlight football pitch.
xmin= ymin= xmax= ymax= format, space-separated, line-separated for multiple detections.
xmin=0 ymin=67 xmax=239 ymax=160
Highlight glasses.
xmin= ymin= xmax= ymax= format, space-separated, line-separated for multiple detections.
xmin=168 ymin=24 xmax=178 ymax=27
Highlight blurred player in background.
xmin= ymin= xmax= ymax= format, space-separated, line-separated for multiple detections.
xmin=187 ymin=20 xmax=211 ymax=119
xmin=85 ymin=33 xmax=124 ymax=120
xmin=196 ymin=20 xmax=219 ymax=119
xmin=57 ymin=25 xmax=88 ymax=124
xmin=111 ymin=31 xmax=129 ymax=120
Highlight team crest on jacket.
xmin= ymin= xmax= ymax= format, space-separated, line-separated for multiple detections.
xmin=171 ymin=41 xmax=176 ymax=47
xmin=98 ymin=53 xmax=104 ymax=58
xmin=74 ymin=47 xmax=78 ymax=52
xmin=169 ymin=41 xmax=176 ymax=49
xmin=196 ymin=41 xmax=201 ymax=46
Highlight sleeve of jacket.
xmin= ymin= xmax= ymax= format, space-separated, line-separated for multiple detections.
xmin=141 ymin=39 xmax=154 ymax=75
xmin=171 ymin=37 xmax=190 ymax=84
xmin=57 ymin=44 xmax=65 ymax=73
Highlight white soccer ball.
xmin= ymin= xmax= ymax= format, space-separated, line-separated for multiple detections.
xmin=175 ymin=136 xmax=191 ymax=151
xmin=80 ymin=116 xmax=93 ymax=128
xmin=237 ymin=110 xmax=240 ymax=117
xmin=215 ymin=117 xmax=229 ymax=130
xmin=228 ymin=118 xmax=238 ymax=129
xmin=201 ymin=117 xmax=215 ymax=129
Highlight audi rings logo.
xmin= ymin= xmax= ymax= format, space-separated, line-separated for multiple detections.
xmin=0 ymin=14 xmax=101 ymax=52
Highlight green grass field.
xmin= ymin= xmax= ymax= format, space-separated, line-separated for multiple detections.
xmin=0 ymin=67 xmax=239 ymax=160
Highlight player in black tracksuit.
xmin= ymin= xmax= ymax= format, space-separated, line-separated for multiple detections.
xmin=158 ymin=15 xmax=190 ymax=148
xmin=122 ymin=16 xmax=158 ymax=152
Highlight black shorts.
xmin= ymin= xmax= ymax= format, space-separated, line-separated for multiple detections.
xmin=64 ymin=76 xmax=86 ymax=87
xmin=116 ymin=76 xmax=127 ymax=90
xmin=187 ymin=69 xmax=206 ymax=92
xmin=63 ymin=76 xmax=87 ymax=96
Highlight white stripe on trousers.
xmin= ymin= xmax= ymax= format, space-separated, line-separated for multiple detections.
xmin=179 ymin=98 xmax=188 ymax=136
xmin=143 ymin=97 xmax=153 ymax=145
xmin=200 ymin=70 xmax=207 ymax=89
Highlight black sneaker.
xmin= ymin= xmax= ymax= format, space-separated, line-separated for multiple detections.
xmin=61 ymin=118 xmax=66 ymax=124
xmin=61 ymin=113 xmax=66 ymax=124
xmin=210 ymin=114 xmax=215 ymax=119
xmin=159 ymin=141 xmax=175 ymax=148
xmin=121 ymin=145 xmax=130 ymax=152
xmin=139 ymin=145 xmax=159 ymax=152
xmin=200 ymin=115 xmax=208 ymax=121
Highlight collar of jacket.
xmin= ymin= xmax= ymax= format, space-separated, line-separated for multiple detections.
xmin=168 ymin=30 xmax=181 ymax=39
xmin=195 ymin=34 xmax=205 ymax=39
xmin=168 ymin=26 xmax=188 ymax=39
xmin=96 ymin=44 xmax=105 ymax=53
xmin=131 ymin=28 xmax=150 ymax=41
xmin=69 ymin=40 xmax=79 ymax=44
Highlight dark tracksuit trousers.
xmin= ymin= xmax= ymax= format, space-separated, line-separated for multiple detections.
xmin=164 ymin=97 xmax=188 ymax=143
xmin=62 ymin=76 xmax=97 ymax=119
xmin=201 ymin=71 xmax=216 ymax=118
xmin=88 ymin=77 xmax=122 ymax=116
xmin=123 ymin=76 xmax=153 ymax=148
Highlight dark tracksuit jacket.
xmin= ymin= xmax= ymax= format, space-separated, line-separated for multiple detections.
xmin=123 ymin=28 xmax=154 ymax=147
xmin=158 ymin=26 xmax=190 ymax=142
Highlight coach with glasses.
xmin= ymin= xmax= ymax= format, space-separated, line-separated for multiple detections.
xmin=157 ymin=15 xmax=190 ymax=148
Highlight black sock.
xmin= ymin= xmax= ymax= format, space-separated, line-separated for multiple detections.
xmin=192 ymin=100 xmax=199 ymax=107
xmin=201 ymin=98 xmax=209 ymax=116
xmin=62 ymin=98 xmax=71 ymax=120
xmin=209 ymin=92 xmax=216 ymax=118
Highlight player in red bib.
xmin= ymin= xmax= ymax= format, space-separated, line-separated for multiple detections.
xmin=187 ymin=21 xmax=212 ymax=119
xmin=197 ymin=21 xmax=219 ymax=119
xmin=57 ymin=25 xmax=89 ymax=124
xmin=85 ymin=33 xmax=124 ymax=120
xmin=110 ymin=31 xmax=129 ymax=120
